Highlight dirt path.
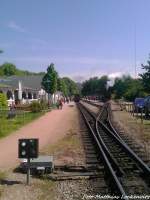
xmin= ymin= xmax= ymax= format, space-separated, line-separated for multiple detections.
xmin=0 ymin=102 xmax=80 ymax=169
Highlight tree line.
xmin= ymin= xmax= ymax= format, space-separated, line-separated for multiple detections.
xmin=81 ymin=76 xmax=110 ymax=101
xmin=0 ymin=62 xmax=45 ymax=76
xmin=81 ymin=57 xmax=150 ymax=101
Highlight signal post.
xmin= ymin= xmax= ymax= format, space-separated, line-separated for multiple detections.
xmin=18 ymin=138 xmax=39 ymax=185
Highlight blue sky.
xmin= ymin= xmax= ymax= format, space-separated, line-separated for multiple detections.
xmin=0 ymin=0 xmax=150 ymax=82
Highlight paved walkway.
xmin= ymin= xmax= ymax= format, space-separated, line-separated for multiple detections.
xmin=0 ymin=102 xmax=80 ymax=169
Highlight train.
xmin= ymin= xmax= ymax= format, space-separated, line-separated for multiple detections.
xmin=73 ymin=94 xmax=80 ymax=102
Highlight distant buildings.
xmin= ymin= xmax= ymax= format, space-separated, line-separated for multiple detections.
xmin=0 ymin=75 xmax=46 ymax=105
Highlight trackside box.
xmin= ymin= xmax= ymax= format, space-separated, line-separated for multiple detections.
xmin=19 ymin=155 xmax=54 ymax=174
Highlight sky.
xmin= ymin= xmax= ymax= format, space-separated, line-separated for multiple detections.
xmin=0 ymin=0 xmax=150 ymax=82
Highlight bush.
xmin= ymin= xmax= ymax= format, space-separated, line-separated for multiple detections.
xmin=0 ymin=93 xmax=8 ymax=109
xmin=40 ymin=99 xmax=48 ymax=110
xmin=30 ymin=101 xmax=42 ymax=113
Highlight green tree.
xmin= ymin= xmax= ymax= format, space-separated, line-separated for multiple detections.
xmin=41 ymin=63 xmax=58 ymax=103
xmin=140 ymin=57 xmax=150 ymax=92
xmin=0 ymin=93 xmax=8 ymax=109
xmin=0 ymin=62 xmax=46 ymax=77
xmin=124 ymin=79 xmax=145 ymax=101
xmin=0 ymin=50 xmax=3 ymax=54
xmin=57 ymin=78 xmax=67 ymax=96
xmin=113 ymin=75 xmax=145 ymax=101
xmin=81 ymin=77 xmax=98 ymax=96
xmin=81 ymin=76 xmax=109 ymax=100
xmin=113 ymin=75 xmax=132 ymax=99
xmin=0 ymin=63 xmax=17 ymax=76
xmin=62 ymin=77 xmax=79 ymax=96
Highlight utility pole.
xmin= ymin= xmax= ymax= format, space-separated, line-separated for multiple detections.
xmin=134 ymin=25 xmax=137 ymax=79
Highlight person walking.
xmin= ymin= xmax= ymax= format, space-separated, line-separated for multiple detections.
xmin=59 ymin=99 xmax=63 ymax=109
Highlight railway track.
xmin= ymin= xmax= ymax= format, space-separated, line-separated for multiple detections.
xmin=78 ymin=101 xmax=150 ymax=199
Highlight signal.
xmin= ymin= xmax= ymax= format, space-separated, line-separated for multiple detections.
xmin=18 ymin=138 xmax=39 ymax=159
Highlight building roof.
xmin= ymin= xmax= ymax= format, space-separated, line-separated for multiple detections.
xmin=0 ymin=75 xmax=44 ymax=90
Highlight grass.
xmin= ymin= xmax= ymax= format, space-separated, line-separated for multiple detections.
xmin=34 ymin=180 xmax=56 ymax=200
xmin=0 ymin=110 xmax=47 ymax=138
xmin=40 ymin=129 xmax=84 ymax=166
xmin=0 ymin=171 xmax=7 ymax=198
xmin=41 ymin=130 xmax=81 ymax=155
xmin=0 ymin=171 xmax=7 ymax=180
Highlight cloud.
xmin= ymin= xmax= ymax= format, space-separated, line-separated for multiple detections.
xmin=7 ymin=21 xmax=27 ymax=33
xmin=108 ymin=72 xmax=123 ymax=79
xmin=71 ymin=75 xmax=87 ymax=82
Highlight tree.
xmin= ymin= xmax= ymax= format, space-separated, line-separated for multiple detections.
xmin=0 ymin=93 xmax=8 ymax=109
xmin=140 ymin=57 xmax=150 ymax=92
xmin=62 ymin=77 xmax=79 ymax=96
xmin=113 ymin=75 xmax=132 ymax=99
xmin=81 ymin=76 xmax=109 ymax=100
xmin=41 ymin=63 xmax=58 ymax=103
xmin=113 ymin=75 xmax=145 ymax=101
xmin=81 ymin=77 xmax=99 ymax=96
xmin=0 ymin=62 xmax=46 ymax=76
xmin=57 ymin=78 xmax=67 ymax=96
xmin=124 ymin=79 xmax=145 ymax=101
xmin=0 ymin=50 xmax=3 ymax=54
xmin=0 ymin=63 xmax=17 ymax=76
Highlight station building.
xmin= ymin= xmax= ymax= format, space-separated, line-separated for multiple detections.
xmin=0 ymin=75 xmax=46 ymax=105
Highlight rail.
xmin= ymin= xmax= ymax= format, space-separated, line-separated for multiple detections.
xmin=78 ymin=103 xmax=128 ymax=199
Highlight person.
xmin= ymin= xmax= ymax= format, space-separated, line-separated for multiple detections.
xmin=56 ymin=99 xmax=60 ymax=109
xmin=59 ymin=99 xmax=63 ymax=109
xmin=66 ymin=98 xmax=69 ymax=104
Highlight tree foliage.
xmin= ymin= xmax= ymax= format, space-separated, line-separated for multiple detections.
xmin=139 ymin=58 xmax=150 ymax=92
xmin=0 ymin=62 xmax=45 ymax=76
xmin=62 ymin=77 xmax=79 ymax=96
xmin=81 ymin=76 xmax=109 ymax=100
xmin=41 ymin=63 xmax=58 ymax=95
xmin=113 ymin=75 xmax=145 ymax=101
xmin=0 ymin=63 xmax=17 ymax=76
xmin=57 ymin=78 xmax=67 ymax=96
xmin=0 ymin=93 xmax=8 ymax=109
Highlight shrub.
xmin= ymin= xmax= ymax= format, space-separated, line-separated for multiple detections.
xmin=0 ymin=93 xmax=8 ymax=109
xmin=40 ymin=99 xmax=48 ymax=110
xmin=30 ymin=101 xmax=42 ymax=113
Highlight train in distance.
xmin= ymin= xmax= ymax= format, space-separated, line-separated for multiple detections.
xmin=73 ymin=95 xmax=101 ymax=102
xmin=73 ymin=94 xmax=81 ymax=102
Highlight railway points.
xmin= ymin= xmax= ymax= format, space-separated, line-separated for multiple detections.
xmin=78 ymin=100 xmax=150 ymax=197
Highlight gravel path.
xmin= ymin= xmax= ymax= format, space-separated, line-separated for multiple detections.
xmin=0 ymin=102 xmax=81 ymax=169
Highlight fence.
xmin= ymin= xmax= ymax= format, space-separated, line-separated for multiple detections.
xmin=118 ymin=101 xmax=145 ymax=124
